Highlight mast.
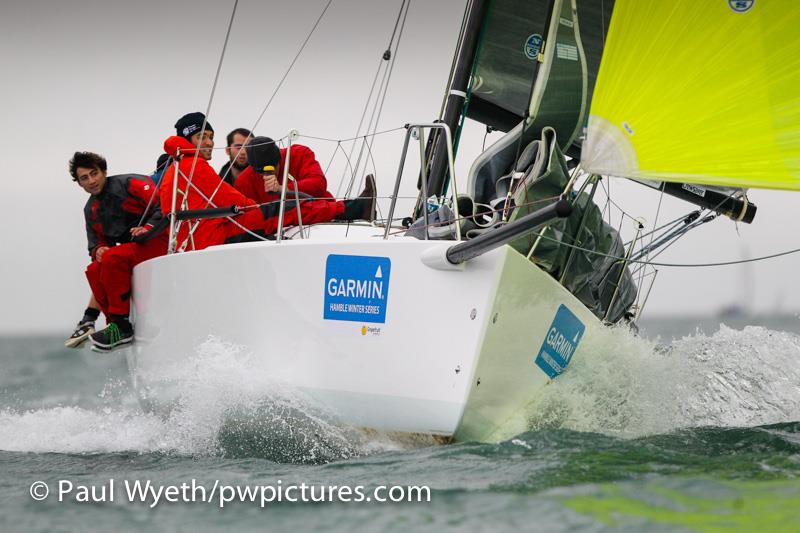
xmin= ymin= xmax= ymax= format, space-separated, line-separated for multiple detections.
xmin=426 ymin=0 xmax=489 ymax=199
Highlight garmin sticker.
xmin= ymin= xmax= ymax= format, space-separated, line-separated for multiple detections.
xmin=524 ymin=34 xmax=543 ymax=60
xmin=324 ymin=255 xmax=391 ymax=323
xmin=535 ymin=305 xmax=585 ymax=378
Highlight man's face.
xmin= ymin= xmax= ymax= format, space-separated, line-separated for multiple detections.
xmin=75 ymin=166 xmax=107 ymax=195
xmin=190 ymin=129 xmax=214 ymax=160
xmin=225 ymin=133 xmax=250 ymax=169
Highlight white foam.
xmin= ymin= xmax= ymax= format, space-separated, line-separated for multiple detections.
xmin=0 ymin=337 xmax=388 ymax=460
xmin=525 ymin=324 xmax=800 ymax=437
xmin=5 ymin=326 xmax=797 ymax=454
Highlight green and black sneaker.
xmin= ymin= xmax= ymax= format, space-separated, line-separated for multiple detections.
xmin=89 ymin=323 xmax=133 ymax=351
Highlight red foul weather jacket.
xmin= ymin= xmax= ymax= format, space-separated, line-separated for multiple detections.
xmin=234 ymin=144 xmax=334 ymax=204
xmin=234 ymin=144 xmax=345 ymax=233
xmin=161 ymin=137 xmax=344 ymax=250
xmin=160 ymin=136 xmax=264 ymax=251
xmin=84 ymin=174 xmax=163 ymax=260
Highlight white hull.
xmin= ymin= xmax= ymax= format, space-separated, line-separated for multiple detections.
xmin=129 ymin=224 xmax=605 ymax=442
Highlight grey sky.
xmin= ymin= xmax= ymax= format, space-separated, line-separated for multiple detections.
xmin=0 ymin=0 xmax=797 ymax=333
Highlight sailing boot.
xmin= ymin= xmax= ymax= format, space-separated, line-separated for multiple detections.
xmin=64 ymin=307 xmax=100 ymax=348
xmin=90 ymin=315 xmax=134 ymax=352
xmin=338 ymin=174 xmax=376 ymax=222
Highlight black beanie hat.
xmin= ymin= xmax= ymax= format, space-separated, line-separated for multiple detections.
xmin=246 ymin=136 xmax=281 ymax=173
xmin=155 ymin=153 xmax=172 ymax=172
xmin=174 ymin=112 xmax=214 ymax=140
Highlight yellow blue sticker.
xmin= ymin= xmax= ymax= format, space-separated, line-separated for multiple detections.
xmin=535 ymin=304 xmax=585 ymax=378
xmin=324 ymin=254 xmax=391 ymax=323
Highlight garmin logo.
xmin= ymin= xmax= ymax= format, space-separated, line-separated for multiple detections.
xmin=545 ymin=327 xmax=577 ymax=362
xmin=327 ymin=277 xmax=384 ymax=300
xmin=535 ymin=305 xmax=585 ymax=379
xmin=323 ymin=255 xmax=391 ymax=324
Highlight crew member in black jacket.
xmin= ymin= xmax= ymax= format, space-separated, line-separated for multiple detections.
xmin=67 ymin=151 xmax=167 ymax=350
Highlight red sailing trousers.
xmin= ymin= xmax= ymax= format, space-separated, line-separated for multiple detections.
xmin=85 ymin=233 xmax=169 ymax=316
xmin=262 ymin=199 xmax=345 ymax=235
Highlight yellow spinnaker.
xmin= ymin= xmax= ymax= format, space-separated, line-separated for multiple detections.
xmin=581 ymin=0 xmax=800 ymax=191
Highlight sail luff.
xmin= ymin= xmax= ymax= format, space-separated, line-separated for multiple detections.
xmin=581 ymin=0 xmax=800 ymax=191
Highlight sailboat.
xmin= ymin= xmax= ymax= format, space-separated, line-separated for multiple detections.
xmin=128 ymin=0 xmax=800 ymax=443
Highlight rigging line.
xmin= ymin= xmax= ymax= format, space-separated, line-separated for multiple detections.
xmin=629 ymin=214 xmax=716 ymax=275
xmin=215 ymin=16 xmax=334 ymax=194
xmin=134 ymin=180 xmax=160 ymax=228
xmin=214 ymin=0 xmax=334 ymax=202
xmin=134 ymin=161 xmax=171 ymax=228
xmin=630 ymin=222 xmax=705 ymax=271
xmin=628 ymin=208 xmax=712 ymax=252
xmin=328 ymin=140 xmax=358 ymax=188
xmin=361 ymin=133 xmax=382 ymax=197
xmin=631 ymin=212 xmax=698 ymax=245
xmin=248 ymin=0 xmax=333 ymax=134
xmin=335 ymin=57 xmax=387 ymax=198
xmin=234 ymin=194 xmax=422 ymax=211
xmin=365 ymin=134 xmax=380 ymax=182
xmin=625 ymin=182 xmax=736 ymax=249
xmin=629 ymin=182 xmax=742 ymax=252
xmin=134 ymin=155 xmax=183 ymax=228
xmin=385 ymin=0 xmax=407 ymax=49
xmin=344 ymin=48 xmax=396 ymax=198
xmin=323 ymin=141 xmax=342 ymax=175
xmin=598 ymin=178 xmax=637 ymax=223
xmin=529 ymin=230 xmax=800 ymax=268
xmin=628 ymin=215 xmax=691 ymax=250
xmin=300 ymin=127 xmax=406 ymax=144
xmin=184 ymin=0 xmax=239 ymax=196
xmin=348 ymin=0 xmax=411 ymax=198
xmin=335 ymin=0 xmax=408 ymax=198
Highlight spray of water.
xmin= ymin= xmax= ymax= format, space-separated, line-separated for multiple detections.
xmin=0 ymin=337 xmax=379 ymax=462
xmin=525 ymin=324 xmax=800 ymax=437
xmin=1 ymin=325 xmax=799 ymax=457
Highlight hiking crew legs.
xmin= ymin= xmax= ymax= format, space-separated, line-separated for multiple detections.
xmin=85 ymin=234 xmax=169 ymax=316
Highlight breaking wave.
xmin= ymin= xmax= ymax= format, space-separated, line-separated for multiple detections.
xmin=1 ymin=324 xmax=799 ymax=460
xmin=0 ymin=337 xmax=400 ymax=462
xmin=526 ymin=324 xmax=800 ymax=437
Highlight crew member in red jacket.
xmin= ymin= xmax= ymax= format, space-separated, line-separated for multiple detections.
xmin=236 ymin=136 xmax=376 ymax=234
xmin=235 ymin=138 xmax=331 ymax=202
xmin=160 ymin=113 xmax=375 ymax=252
xmin=68 ymin=151 xmax=169 ymax=351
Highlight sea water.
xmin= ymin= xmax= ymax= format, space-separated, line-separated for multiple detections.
xmin=1 ymin=316 xmax=799 ymax=531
